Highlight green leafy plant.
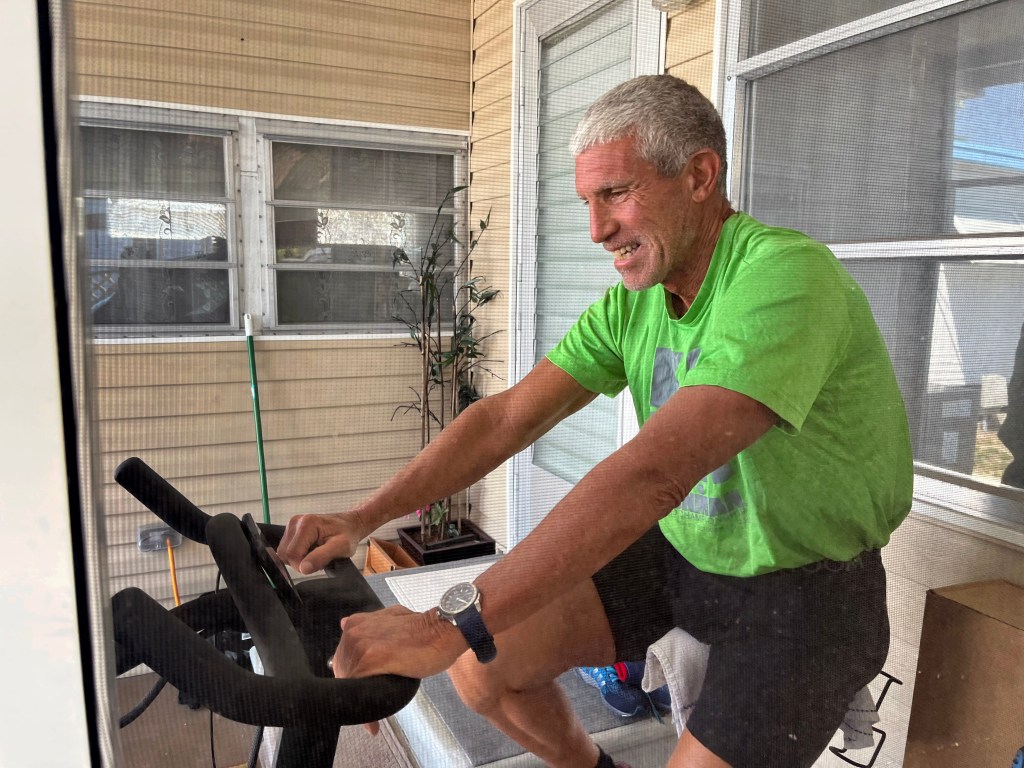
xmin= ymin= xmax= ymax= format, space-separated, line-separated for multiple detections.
xmin=392 ymin=186 xmax=500 ymax=544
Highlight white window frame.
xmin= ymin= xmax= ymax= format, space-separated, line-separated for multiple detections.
xmin=719 ymin=0 xmax=1024 ymax=538
xmin=257 ymin=122 xmax=467 ymax=333
xmin=79 ymin=101 xmax=468 ymax=338
xmin=510 ymin=0 xmax=663 ymax=387
xmin=79 ymin=102 xmax=242 ymax=337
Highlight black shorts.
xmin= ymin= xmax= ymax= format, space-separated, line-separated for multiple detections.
xmin=592 ymin=525 xmax=889 ymax=768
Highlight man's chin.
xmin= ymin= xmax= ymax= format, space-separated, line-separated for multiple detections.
xmin=620 ymin=273 xmax=656 ymax=292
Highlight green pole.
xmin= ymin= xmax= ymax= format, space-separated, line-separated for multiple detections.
xmin=245 ymin=313 xmax=271 ymax=524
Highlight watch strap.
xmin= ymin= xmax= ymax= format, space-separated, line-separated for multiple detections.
xmin=453 ymin=605 xmax=497 ymax=664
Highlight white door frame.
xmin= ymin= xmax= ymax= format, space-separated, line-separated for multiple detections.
xmin=507 ymin=0 xmax=664 ymax=547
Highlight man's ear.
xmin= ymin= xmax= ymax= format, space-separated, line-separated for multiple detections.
xmin=686 ymin=149 xmax=722 ymax=202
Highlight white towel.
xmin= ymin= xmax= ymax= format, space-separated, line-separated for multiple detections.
xmin=641 ymin=629 xmax=881 ymax=751
xmin=641 ymin=628 xmax=710 ymax=735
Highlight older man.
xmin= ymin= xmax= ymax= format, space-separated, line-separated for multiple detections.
xmin=279 ymin=75 xmax=912 ymax=768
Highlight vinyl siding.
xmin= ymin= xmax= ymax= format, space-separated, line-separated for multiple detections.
xmin=665 ymin=0 xmax=715 ymax=92
xmin=468 ymin=0 xmax=514 ymax=548
xmin=71 ymin=0 xmax=471 ymax=130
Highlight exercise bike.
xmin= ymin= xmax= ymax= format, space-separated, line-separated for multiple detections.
xmin=110 ymin=457 xmax=419 ymax=768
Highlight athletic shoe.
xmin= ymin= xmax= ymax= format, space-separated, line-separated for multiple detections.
xmin=614 ymin=660 xmax=672 ymax=713
xmin=576 ymin=665 xmax=648 ymax=717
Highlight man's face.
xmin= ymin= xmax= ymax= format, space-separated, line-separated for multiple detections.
xmin=575 ymin=136 xmax=696 ymax=293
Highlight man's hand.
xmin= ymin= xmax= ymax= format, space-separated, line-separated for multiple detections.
xmin=332 ymin=605 xmax=468 ymax=681
xmin=277 ymin=510 xmax=373 ymax=574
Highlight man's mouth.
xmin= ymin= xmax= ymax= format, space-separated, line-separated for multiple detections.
xmin=613 ymin=243 xmax=639 ymax=262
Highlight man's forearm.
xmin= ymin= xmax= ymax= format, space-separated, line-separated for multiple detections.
xmin=473 ymin=438 xmax=684 ymax=636
xmin=472 ymin=384 xmax=777 ymax=640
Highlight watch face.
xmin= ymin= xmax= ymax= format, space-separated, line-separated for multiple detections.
xmin=440 ymin=582 xmax=478 ymax=615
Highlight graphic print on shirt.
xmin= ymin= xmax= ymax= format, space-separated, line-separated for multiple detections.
xmin=651 ymin=346 xmax=746 ymax=519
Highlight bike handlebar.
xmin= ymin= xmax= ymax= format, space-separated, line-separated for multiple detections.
xmin=111 ymin=457 xmax=419 ymax=735
xmin=114 ymin=456 xmax=286 ymax=546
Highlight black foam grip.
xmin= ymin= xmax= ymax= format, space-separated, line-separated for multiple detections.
xmin=113 ymin=589 xmax=243 ymax=675
xmin=111 ymin=587 xmax=419 ymax=727
xmin=114 ymin=457 xmax=212 ymax=544
xmin=114 ymin=457 xmax=285 ymax=545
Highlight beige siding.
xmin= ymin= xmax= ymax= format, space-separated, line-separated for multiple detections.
xmin=71 ymin=0 xmax=471 ymax=130
xmin=97 ymin=338 xmax=424 ymax=606
xmin=665 ymin=0 xmax=715 ymax=94
xmin=469 ymin=0 xmax=514 ymax=548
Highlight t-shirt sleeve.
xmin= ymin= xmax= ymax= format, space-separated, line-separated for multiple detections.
xmin=682 ymin=244 xmax=852 ymax=433
xmin=545 ymin=286 xmax=629 ymax=398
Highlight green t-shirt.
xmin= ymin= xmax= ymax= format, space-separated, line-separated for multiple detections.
xmin=547 ymin=212 xmax=913 ymax=576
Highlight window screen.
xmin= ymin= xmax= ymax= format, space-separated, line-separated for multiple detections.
xmin=82 ymin=126 xmax=233 ymax=327
xmin=736 ymin=0 xmax=1024 ymax=505
xmin=269 ymin=143 xmax=456 ymax=327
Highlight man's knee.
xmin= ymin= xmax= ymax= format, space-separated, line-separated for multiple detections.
xmin=448 ymin=652 xmax=513 ymax=715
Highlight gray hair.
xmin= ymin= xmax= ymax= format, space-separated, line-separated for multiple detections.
xmin=570 ymin=75 xmax=728 ymax=193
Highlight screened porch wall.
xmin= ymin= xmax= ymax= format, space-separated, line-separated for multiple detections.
xmin=72 ymin=0 xmax=473 ymax=607
xmin=97 ymin=339 xmax=424 ymax=605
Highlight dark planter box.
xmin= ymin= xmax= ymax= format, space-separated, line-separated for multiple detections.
xmin=397 ymin=518 xmax=496 ymax=566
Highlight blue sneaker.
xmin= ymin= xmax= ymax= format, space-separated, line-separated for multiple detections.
xmin=615 ymin=660 xmax=671 ymax=713
xmin=576 ymin=664 xmax=648 ymax=717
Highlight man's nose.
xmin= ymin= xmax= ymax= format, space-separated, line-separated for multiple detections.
xmin=589 ymin=203 xmax=616 ymax=244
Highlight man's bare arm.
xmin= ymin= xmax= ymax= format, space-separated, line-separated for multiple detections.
xmin=279 ymin=360 xmax=597 ymax=572
xmin=474 ymin=384 xmax=777 ymax=636
xmin=354 ymin=360 xmax=598 ymax=530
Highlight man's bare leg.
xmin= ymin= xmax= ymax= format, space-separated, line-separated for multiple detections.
xmin=447 ymin=578 xmax=618 ymax=768
xmin=667 ymin=731 xmax=731 ymax=768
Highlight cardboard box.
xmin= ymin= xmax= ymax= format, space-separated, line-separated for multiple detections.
xmin=904 ymin=580 xmax=1024 ymax=767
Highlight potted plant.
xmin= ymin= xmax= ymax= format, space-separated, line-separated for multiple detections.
xmin=390 ymin=186 xmax=500 ymax=566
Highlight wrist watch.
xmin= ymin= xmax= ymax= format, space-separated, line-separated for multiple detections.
xmin=436 ymin=582 xmax=497 ymax=663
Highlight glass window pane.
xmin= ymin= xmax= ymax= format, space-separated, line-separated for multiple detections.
xmin=845 ymin=257 xmax=1024 ymax=492
xmin=276 ymin=269 xmax=453 ymax=326
xmin=387 ymin=152 xmax=455 ymax=207
xmin=91 ymin=267 xmax=230 ymax=325
xmin=82 ymin=127 xmax=226 ymax=197
xmin=84 ymin=198 xmax=228 ymax=262
xmin=272 ymin=143 xmax=453 ymax=208
xmin=745 ymin=0 xmax=905 ymax=56
xmin=744 ymin=0 xmax=1024 ymax=243
xmin=273 ymin=208 xmax=453 ymax=269
xmin=273 ymin=145 xmax=386 ymax=206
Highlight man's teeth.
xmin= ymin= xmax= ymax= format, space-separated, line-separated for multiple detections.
xmin=615 ymin=244 xmax=637 ymax=259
